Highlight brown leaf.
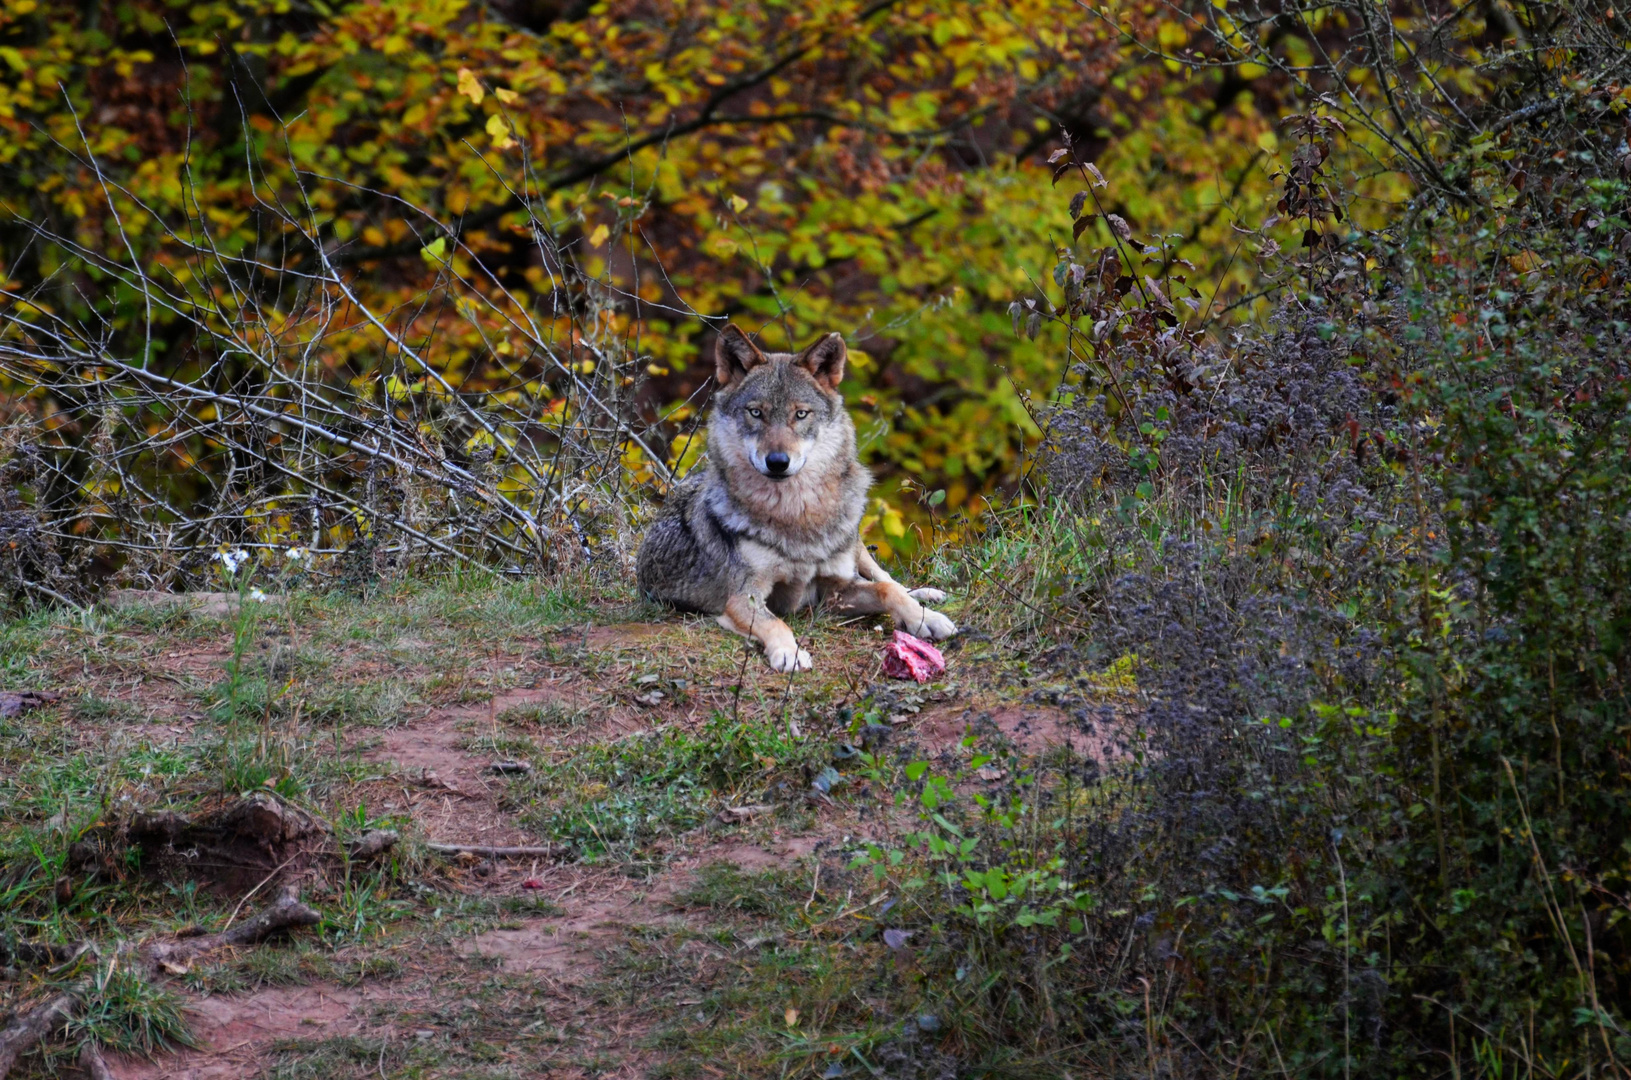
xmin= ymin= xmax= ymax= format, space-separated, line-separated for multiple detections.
xmin=1073 ymin=215 xmax=1095 ymax=240
xmin=1068 ymin=191 xmax=1089 ymax=218
xmin=1105 ymin=213 xmax=1132 ymax=240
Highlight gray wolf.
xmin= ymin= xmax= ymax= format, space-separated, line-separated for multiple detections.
xmin=637 ymin=324 xmax=957 ymax=672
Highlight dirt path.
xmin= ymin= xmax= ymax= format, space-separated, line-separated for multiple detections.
xmin=2 ymin=585 xmax=1120 ymax=1078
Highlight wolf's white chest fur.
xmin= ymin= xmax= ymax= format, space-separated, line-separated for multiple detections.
xmin=736 ymin=536 xmax=857 ymax=594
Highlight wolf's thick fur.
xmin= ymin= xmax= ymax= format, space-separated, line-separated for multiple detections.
xmin=637 ymin=324 xmax=956 ymax=672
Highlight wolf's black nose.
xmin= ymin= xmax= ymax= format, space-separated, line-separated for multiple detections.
xmin=765 ymin=452 xmax=790 ymax=475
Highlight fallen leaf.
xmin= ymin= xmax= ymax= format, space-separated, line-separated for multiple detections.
xmin=785 ymin=1007 xmax=801 ymax=1026
xmin=811 ymin=766 xmax=845 ymax=794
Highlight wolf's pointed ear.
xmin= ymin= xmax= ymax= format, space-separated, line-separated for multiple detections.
xmin=715 ymin=323 xmax=768 ymax=388
xmin=796 ymin=332 xmax=847 ymax=392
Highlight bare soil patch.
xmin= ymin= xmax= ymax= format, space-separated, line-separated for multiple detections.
xmin=562 ymin=621 xmax=674 ymax=651
xmin=3 ymin=582 xmax=1121 ymax=1080
xmin=106 ymin=985 xmax=369 ymax=1080
xmin=106 ymin=590 xmax=284 ymax=621
xmin=911 ymin=702 xmax=1128 ymax=765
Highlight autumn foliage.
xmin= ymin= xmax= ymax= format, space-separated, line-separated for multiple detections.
xmin=0 ymin=0 xmax=1319 ymax=563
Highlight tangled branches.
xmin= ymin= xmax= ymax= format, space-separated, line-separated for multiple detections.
xmin=0 ymin=127 xmax=679 ymax=601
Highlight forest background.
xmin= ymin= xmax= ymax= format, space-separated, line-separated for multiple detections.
xmin=4 ymin=0 xmax=1631 ymax=1075
xmin=0 ymin=0 xmax=1390 ymax=572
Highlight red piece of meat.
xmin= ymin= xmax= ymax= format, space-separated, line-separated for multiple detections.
xmin=882 ymin=631 xmax=945 ymax=683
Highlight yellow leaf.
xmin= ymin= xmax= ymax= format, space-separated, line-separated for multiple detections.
xmin=456 ymin=67 xmax=485 ymax=105
xmin=494 ymin=87 xmax=518 ymax=104
xmin=589 ymin=223 xmax=610 ymax=247
xmin=486 ymin=113 xmax=516 ymax=150
xmin=728 ymin=194 xmax=748 ymax=214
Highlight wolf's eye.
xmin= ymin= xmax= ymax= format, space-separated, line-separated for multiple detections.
xmin=748 ymin=408 xmax=763 ymax=419
xmin=794 ymin=409 xmax=810 ymax=420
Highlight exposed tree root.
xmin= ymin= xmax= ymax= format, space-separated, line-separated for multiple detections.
xmin=0 ymin=886 xmax=321 ymax=1078
xmin=346 ymin=829 xmax=401 ymax=859
xmin=2 ymin=798 xmax=396 ymax=1074
xmin=78 ymin=1041 xmax=116 ymax=1080
xmin=0 ymin=990 xmax=77 ymax=1076
xmin=425 ymin=842 xmax=563 ymax=859
xmin=143 ymin=885 xmax=321 ymax=974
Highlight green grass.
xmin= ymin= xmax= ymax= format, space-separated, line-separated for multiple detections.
xmin=64 ymin=961 xmax=195 ymax=1059
xmin=494 ymin=701 xmax=590 ymax=730
xmin=514 ymin=711 xmax=822 ymax=863
xmin=676 ymin=862 xmax=807 ymax=919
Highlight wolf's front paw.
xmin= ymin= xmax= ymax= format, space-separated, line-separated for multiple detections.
xmin=907 ymin=608 xmax=958 ymax=641
xmin=907 ymin=587 xmax=947 ymax=604
xmin=766 ymin=646 xmax=813 ymax=673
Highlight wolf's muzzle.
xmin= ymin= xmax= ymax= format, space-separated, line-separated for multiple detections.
xmin=750 ymin=444 xmax=804 ymax=479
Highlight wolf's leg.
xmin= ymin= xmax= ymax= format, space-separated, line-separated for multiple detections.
xmin=853 ymin=545 xmax=897 ymax=584
xmin=825 ymin=580 xmax=957 ymax=641
xmin=854 ymin=544 xmax=945 ymax=603
xmin=718 ymin=593 xmax=811 ymax=672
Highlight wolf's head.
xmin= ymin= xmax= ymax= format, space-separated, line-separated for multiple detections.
xmin=708 ymin=323 xmax=852 ymax=483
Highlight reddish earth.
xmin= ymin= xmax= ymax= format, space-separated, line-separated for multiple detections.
xmin=108 ymin=986 xmax=371 ymax=1079
xmin=19 ymin=601 xmax=1121 ymax=1080
xmin=911 ymin=702 xmax=1127 ymax=765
